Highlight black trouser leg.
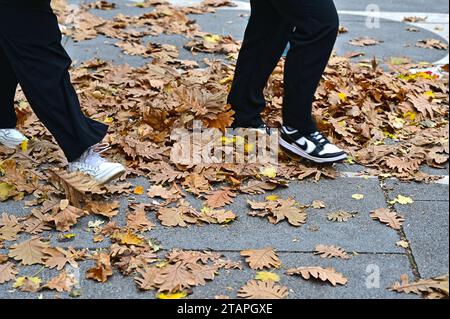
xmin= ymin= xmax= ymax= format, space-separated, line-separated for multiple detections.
xmin=227 ymin=0 xmax=294 ymax=128
xmin=228 ymin=0 xmax=339 ymax=135
xmin=279 ymin=0 xmax=339 ymax=134
xmin=0 ymin=5 xmax=108 ymax=162
xmin=0 ymin=45 xmax=18 ymax=129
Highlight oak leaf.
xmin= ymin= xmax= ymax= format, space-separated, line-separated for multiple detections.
xmin=240 ymin=247 xmax=281 ymax=270
xmin=8 ymin=237 xmax=49 ymax=265
xmin=286 ymin=267 xmax=348 ymax=286
xmin=237 ymin=280 xmax=289 ymax=299
xmin=370 ymin=208 xmax=405 ymax=230
xmin=0 ymin=262 xmax=17 ymax=284
xmin=314 ymin=245 xmax=350 ymax=259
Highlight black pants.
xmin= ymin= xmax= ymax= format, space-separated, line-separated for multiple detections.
xmin=228 ymin=0 xmax=339 ymax=135
xmin=0 ymin=1 xmax=108 ymax=162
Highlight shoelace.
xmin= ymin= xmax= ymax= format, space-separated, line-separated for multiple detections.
xmin=310 ymin=132 xmax=328 ymax=146
xmin=257 ymin=124 xmax=273 ymax=135
xmin=78 ymin=143 xmax=111 ymax=169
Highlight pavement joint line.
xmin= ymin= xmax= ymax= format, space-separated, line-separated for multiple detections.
xmin=52 ymin=247 xmax=411 ymax=255
xmin=379 ymin=179 xmax=422 ymax=280
xmin=338 ymin=171 xmax=449 ymax=185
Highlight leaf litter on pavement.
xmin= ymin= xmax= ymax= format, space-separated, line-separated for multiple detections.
xmin=0 ymin=0 xmax=448 ymax=299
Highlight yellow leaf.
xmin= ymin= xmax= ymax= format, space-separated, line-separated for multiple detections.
xmin=219 ymin=76 xmax=233 ymax=85
xmin=156 ymin=291 xmax=188 ymax=299
xmin=63 ymin=234 xmax=76 ymax=239
xmin=0 ymin=182 xmax=14 ymax=201
xmin=260 ymin=166 xmax=277 ymax=179
xmin=21 ymin=140 xmax=28 ymax=152
xmin=338 ymin=92 xmax=348 ymax=102
xmin=403 ymin=111 xmax=417 ymax=121
xmin=266 ymin=195 xmax=279 ymax=202
xmin=221 ymin=136 xmax=235 ymax=145
xmin=396 ymin=240 xmax=409 ymax=249
xmin=255 ymin=272 xmax=280 ymax=282
xmin=423 ymin=91 xmax=436 ymax=98
xmin=244 ymin=143 xmax=255 ymax=153
xmin=352 ymin=194 xmax=364 ymax=200
xmin=134 ymin=186 xmax=145 ymax=195
xmin=389 ymin=195 xmax=414 ymax=205
xmin=104 ymin=116 xmax=114 ymax=123
xmin=13 ymin=276 xmax=41 ymax=288
xmin=203 ymin=34 xmax=221 ymax=44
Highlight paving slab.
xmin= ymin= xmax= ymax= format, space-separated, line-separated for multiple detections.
xmin=384 ymin=179 xmax=449 ymax=202
xmin=394 ymin=200 xmax=449 ymax=279
xmin=0 ymin=252 xmax=417 ymax=299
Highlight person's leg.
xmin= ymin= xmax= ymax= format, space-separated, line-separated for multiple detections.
xmin=228 ymin=0 xmax=294 ymax=128
xmin=0 ymin=5 xmax=108 ymax=162
xmin=272 ymin=0 xmax=340 ymax=135
xmin=0 ymin=44 xmax=18 ymax=129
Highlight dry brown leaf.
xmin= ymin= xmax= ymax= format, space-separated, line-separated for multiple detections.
xmin=240 ymin=247 xmax=281 ymax=270
xmin=237 ymin=280 xmax=289 ymax=299
xmin=314 ymin=244 xmax=350 ymax=260
xmin=44 ymin=270 xmax=76 ymax=292
xmin=286 ymin=267 xmax=348 ymax=286
xmin=205 ymin=188 xmax=236 ymax=209
xmin=86 ymin=253 xmax=113 ymax=282
xmin=370 ymin=208 xmax=405 ymax=230
xmin=389 ymin=274 xmax=449 ymax=297
xmin=0 ymin=262 xmax=18 ymax=284
xmin=8 ymin=237 xmax=49 ymax=265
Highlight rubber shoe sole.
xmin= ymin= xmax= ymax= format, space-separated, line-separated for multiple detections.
xmin=279 ymin=137 xmax=348 ymax=164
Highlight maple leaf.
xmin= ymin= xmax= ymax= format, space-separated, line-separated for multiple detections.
xmin=8 ymin=237 xmax=49 ymax=265
xmin=199 ymin=208 xmax=236 ymax=224
xmin=204 ymin=188 xmax=236 ymax=209
xmin=44 ymin=270 xmax=76 ymax=292
xmin=389 ymin=274 xmax=449 ymax=297
xmin=154 ymin=261 xmax=197 ymax=293
xmin=286 ymin=267 xmax=348 ymax=286
xmin=237 ymin=280 xmax=289 ymax=299
xmin=86 ymin=253 xmax=113 ymax=282
xmin=0 ymin=262 xmax=18 ymax=284
xmin=314 ymin=244 xmax=350 ymax=259
xmin=240 ymin=248 xmax=281 ymax=270
xmin=370 ymin=208 xmax=405 ymax=230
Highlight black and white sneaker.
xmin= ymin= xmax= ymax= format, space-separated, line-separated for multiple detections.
xmin=279 ymin=126 xmax=347 ymax=163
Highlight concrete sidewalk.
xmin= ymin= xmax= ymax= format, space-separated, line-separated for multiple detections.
xmin=0 ymin=0 xmax=448 ymax=299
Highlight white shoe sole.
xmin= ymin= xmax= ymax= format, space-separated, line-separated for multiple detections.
xmin=279 ymin=137 xmax=348 ymax=164
xmin=0 ymin=139 xmax=26 ymax=149
xmin=95 ymin=166 xmax=126 ymax=185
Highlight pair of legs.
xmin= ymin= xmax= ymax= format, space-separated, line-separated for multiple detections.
xmin=228 ymin=0 xmax=340 ymax=135
xmin=0 ymin=2 xmax=108 ymax=162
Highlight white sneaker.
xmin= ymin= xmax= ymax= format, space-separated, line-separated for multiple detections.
xmin=0 ymin=129 xmax=28 ymax=148
xmin=68 ymin=143 xmax=126 ymax=185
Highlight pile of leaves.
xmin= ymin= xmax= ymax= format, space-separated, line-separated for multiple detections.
xmin=0 ymin=0 xmax=449 ymax=299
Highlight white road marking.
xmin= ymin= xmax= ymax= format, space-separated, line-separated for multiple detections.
xmin=339 ymin=171 xmax=449 ymax=185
